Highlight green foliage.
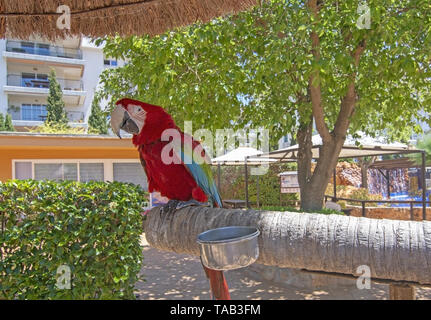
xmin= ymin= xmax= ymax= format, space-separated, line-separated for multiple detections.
xmin=88 ymin=95 xmax=108 ymax=135
xmin=0 ymin=180 xmax=147 ymax=299
xmin=258 ymin=205 xmax=344 ymax=215
xmin=409 ymin=134 xmax=431 ymax=164
xmin=216 ymin=163 xmax=298 ymax=206
xmin=46 ymin=69 xmax=68 ymax=125
xmin=28 ymin=122 xmax=86 ymax=135
xmin=4 ymin=114 xmax=15 ymax=132
xmin=349 ymin=188 xmax=382 ymax=202
xmin=96 ymin=0 xmax=431 ymax=144
xmin=0 ymin=113 xmax=15 ymax=132
xmin=326 ymin=184 xmax=383 ymax=206
xmin=0 ymin=113 xmax=5 ymax=131
xmin=337 ymin=200 xmax=348 ymax=209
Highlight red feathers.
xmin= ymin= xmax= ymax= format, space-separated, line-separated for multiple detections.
xmin=119 ymin=98 xmax=208 ymax=203
xmin=192 ymin=187 xmax=208 ymax=203
xmin=139 ymin=140 xmax=209 ymax=202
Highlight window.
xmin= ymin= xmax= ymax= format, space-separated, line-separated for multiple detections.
xmin=19 ymin=162 xmax=103 ymax=182
xmin=79 ymin=163 xmax=104 ymax=182
xmin=21 ymin=104 xmax=47 ymax=121
xmin=21 ymin=41 xmax=35 ymax=54
xmin=19 ymin=42 xmax=51 ymax=55
xmin=37 ymin=74 xmax=48 ymax=80
xmin=37 ymin=43 xmax=50 ymax=56
xmin=104 ymin=59 xmax=118 ymax=67
xmin=21 ymin=73 xmax=35 ymax=87
xmin=15 ymin=162 xmax=32 ymax=180
xmin=34 ymin=163 xmax=78 ymax=181
xmin=113 ymin=163 xmax=147 ymax=189
xmin=21 ymin=73 xmax=49 ymax=88
xmin=13 ymin=160 xmax=148 ymax=191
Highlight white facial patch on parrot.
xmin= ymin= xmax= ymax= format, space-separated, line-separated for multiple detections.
xmin=111 ymin=105 xmax=127 ymax=137
xmin=126 ymin=104 xmax=147 ymax=133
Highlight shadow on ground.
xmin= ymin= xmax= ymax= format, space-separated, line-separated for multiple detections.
xmin=134 ymin=235 xmax=431 ymax=300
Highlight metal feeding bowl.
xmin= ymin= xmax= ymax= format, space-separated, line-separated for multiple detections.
xmin=197 ymin=226 xmax=260 ymax=271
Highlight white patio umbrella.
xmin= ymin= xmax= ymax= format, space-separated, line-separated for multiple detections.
xmin=212 ymin=146 xmax=276 ymax=208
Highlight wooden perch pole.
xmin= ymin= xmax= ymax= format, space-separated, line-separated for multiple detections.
xmin=144 ymin=206 xmax=431 ymax=288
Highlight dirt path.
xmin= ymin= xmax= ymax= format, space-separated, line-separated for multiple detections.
xmin=134 ymin=235 xmax=431 ymax=300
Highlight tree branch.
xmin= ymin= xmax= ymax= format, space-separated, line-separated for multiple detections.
xmin=333 ymin=40 xmax=366 ymax=138
xmin=145 ymin=206 xmax=431 ymax=285
xmin=308 ymin=0 xmax=331 ymax=143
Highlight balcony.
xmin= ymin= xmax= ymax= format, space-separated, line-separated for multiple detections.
xmin=9 ymin=105 xmax=85 ymax=127
xmin=6 ymin=40 xmax=82 ymax=59
xmin=4 ymin=74 xmax=86 ymax=105
xmin=66 ymin=111 xmax=85 ymax=122
xmin=4 ymin=41 xmax=85 ymax=69
xmin=7 ymin=74 xmax=83 ymax=91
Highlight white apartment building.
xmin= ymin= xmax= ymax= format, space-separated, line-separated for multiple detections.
xmin=0 ymin=37 xmax=120 ymax=131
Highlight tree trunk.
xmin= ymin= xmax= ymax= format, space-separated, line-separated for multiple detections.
xmin=360 ymin=161 xmax=368 ymax=190
xmin=359 ymin=157 xmax=376 ymax=190
xmin=299 ymin=2 xmax=366 ymax=211
xmin=297 ymin=121 xmax=347 ymax=211
xmin=145 ymin=206 xmax=431 ymax=285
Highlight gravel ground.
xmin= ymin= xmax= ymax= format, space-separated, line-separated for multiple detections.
xmin=134 ymin=235 xmax=431 ymax=300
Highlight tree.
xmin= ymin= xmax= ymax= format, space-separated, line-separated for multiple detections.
xmin=0 ymin=113 xmax=5 ymax=131
xmin=97 ymin=0 xmax=431 ymax=210
xmin=88 ymin=96 xmax=108 ymax=134
xmin=409 ymin=134 xmax=431 ymax=164
xmin=46 ymin=69 xmax=68 ymax=125
xmin=3 ymin=114 xmax=15 ymax=132
xmin=358 ymin=156 xmax=376 ymax=190
xmin=145 ymin=206 xmax=431 ymax=285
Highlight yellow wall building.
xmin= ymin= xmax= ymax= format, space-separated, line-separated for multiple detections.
xmin=0 ymin=133 xmax=147 ymax=189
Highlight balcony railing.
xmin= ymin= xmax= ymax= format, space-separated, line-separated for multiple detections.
xmin=6 ymin=40 xmax=82 ymax=60
xmin=8 ymin=106 xmax=84 ymax=123
xmin=7 ymin=74 xmax=84 ymax=91
xmin=66 ymin=111 xmax=85 ymax=122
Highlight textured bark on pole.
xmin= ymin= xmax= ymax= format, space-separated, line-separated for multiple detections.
xmin=144 ymin=207 xmax=431 ymax=285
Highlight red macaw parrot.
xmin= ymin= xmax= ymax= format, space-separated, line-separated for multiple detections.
xmin=110 ymin=98 xmax=229 ymax=300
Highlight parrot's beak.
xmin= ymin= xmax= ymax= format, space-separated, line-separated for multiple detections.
xmin=110 ymin=105 xmax=140 ymax=138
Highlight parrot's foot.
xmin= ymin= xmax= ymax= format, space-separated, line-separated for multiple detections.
xmin=160 ymin=200 xmax=179 ymax=215
xmin=176 ymin=199 xmax=210 ymax=210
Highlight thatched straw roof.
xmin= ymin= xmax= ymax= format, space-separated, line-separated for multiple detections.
xmin=0 ymin=0 xmax=257 ymax=40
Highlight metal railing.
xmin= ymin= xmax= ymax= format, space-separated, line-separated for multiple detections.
xmin=7 ymin=74 xmax=84 ymax=91
xmin=7 ymin=106 xmax=84 ymax=123
xmin=66 ymin=111 xmax=85 ymax=122
xmin=6 ymin=40 xmax=82 ymax=59
xmin=324 ymin=195 xmax=431 ymax=220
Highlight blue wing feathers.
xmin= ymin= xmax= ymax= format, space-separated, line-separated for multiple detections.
xmin=180 ymin=150 xmax=223 ymax=207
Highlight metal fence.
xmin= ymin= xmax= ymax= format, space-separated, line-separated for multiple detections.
xmin=324 ymin=195 xmax=431 ymax=220
xmin=7 ymin=74 xmax=83 ymax=91
xmin=6 ymin=40 xmax=82 ymax=59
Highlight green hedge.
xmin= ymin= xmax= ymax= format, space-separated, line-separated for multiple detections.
xmin=0 ymin=180 xmax=147 ymax=299
xmin=214 ymin=163 xmax=299 ymax=206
